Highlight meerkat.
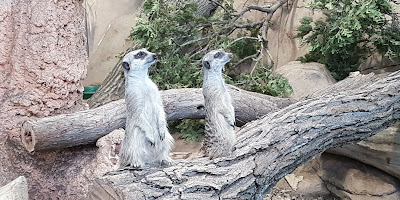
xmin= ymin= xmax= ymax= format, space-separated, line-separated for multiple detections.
xmin=119 ymin=48 xmax=174 ymax=168
xmin=201 ymin=49 xmax=235 ymax=158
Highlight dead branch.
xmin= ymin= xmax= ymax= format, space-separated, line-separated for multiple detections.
xmin=88 ymin=71 xmax=400 ymax=200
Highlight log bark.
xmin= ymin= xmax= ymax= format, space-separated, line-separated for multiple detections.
xmin=0 ymin=176 xmax=29 ymax=200
xmin=21 ymin=87 xmax=294 ymax=152
xmin=87 ymin=0 xmax=222 ymax=109
xmin=87 ymin=71 xmax=400 ymax=200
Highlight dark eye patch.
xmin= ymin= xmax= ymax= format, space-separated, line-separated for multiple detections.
xmin=214 ymin=52 xmax=223 ymax=59
xmin=202 ymin=60 xmax=211 ymax=69
xmin=122 ymin=62 xmax=130 ymax=71
xmin=134 ymin=51 xmax=147 ymax=59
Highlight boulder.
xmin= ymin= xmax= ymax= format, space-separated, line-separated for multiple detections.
xmin=0 ymin=176 xmax=29 ymax=200
xmin=91 ymin=129 xmax=125 ymax=175
xmin=315 ymin=153 xmax=400 ymax=200
xmin=269 ymin=152 xmax=400 ymax=199
xmin=329 ymin=122 xmax=400 ymax=180
xmin=272 ymin=157 xmax=334 ymax=199
xmin=274 ymin=61 xmax=336 ymax=99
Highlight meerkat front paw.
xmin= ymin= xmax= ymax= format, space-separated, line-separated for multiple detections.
xmin=130 ymin=159 xmax=145 ymax=168
xmin=160 ymin=156 xmax=172 ymax=166
xmin=157 ymin=123 xmax=166 ymax=141
xmin=227 ymin=118 xmax=235 ymax=128
xmin=146 ymin=135 xmax=156 ymax=147
xmin=158 ymin=130 xmax=165 ymax=141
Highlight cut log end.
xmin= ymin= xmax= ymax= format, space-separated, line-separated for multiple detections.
xmin=21 ymin=122 xmax=35 ymax=153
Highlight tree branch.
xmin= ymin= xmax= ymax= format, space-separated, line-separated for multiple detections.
xmin=88 ymin=71 xmax=400 ymax=200
xmin=21 ymin=87 xmax=295 ymax=152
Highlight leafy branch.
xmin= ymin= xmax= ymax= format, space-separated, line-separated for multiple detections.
xmin=296 ymin=0 xmax=400 ymax=80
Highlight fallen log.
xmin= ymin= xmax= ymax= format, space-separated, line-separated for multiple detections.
xmin=21 ymin=87 xmax=295 ymax=152
xmin=87 ymin=71 xmax=400 ymax=200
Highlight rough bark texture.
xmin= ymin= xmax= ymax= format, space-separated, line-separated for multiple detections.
xmin=87 ymin=0 xmax=222 ymax=108
xmin=21 ymin=87 xmax=295 ymax=152
xmin=88 ymin=71 xmax=400 ymax=200
xmin=0 ymin=176 xmax=29 ymax=200
xmin=0 ymin=0 xmax=90 ymax=199
xmin=87 ymin=47 xmax=134 ymax=108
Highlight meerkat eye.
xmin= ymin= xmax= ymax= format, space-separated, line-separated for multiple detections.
xmin=134 ymin=51 xmax=147 ymax=59
xmin=214 ymin=52 xmax=223 ymax=59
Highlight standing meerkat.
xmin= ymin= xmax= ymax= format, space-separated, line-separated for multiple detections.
xmin=201 ymin=49 xmax=235 ymax=158
xmin=119 ymin=48 xmax=174 ymax=168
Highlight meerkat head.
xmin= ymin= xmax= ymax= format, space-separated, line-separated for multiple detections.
xmin=202 ymin=49 xmax=233 ymax=72
xmin=121 ymin=48 xmax=158 ymax=72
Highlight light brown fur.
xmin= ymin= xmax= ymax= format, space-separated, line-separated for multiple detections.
xmin=201 ymin=49 xmax=235 ymax=158
xmin=119 ymin=49 xmax=174 ymax=168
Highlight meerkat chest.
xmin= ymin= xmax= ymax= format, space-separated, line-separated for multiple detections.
xmin=125 ymin=79 xmax=163 ymax=121
xmin=125 ymin=78 xmax=162 ymax=108
xmin=203 ymin=84 xmax=228 ymax=100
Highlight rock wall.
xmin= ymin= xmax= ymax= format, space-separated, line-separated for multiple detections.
xmin=0 ymin=0 xmax=87 ymax=139
xmin=82 ymin=0 xmax=399 ymax=86
xmin=234 ymin=0 xmax=320 ymax=68
xmin=82 ymin=0 xmax=144 ymax=86
xmin=0 ymin=0 xmax=92 ymax=199
xmin=234 ymin=0 xmax=400 ymax=71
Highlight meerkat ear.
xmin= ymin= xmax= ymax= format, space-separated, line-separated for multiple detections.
xmin=122 ymin=62 xmax=130 ymax=71
xmin=202 ymin=60 xmax=211 ymax=69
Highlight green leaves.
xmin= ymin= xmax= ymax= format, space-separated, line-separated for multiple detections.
xmin=236 ymin=66 xmax=293 ymax=97
xmin=131 ymin=0 xmax=292 ymax=96
xmin=297 ymin=0 xmax=399 ymax=80
xmin=175 ymin=119 xmax=205 ymax=142
xmin=130 ymin=0 xmax=295 ymax=141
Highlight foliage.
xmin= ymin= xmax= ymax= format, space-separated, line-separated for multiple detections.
xmin=131 ymin=1 xmax=205 ymax=89
xmin=296 ymin=0 xmax=400 ymax=80
xmin=236 ymin=66 xmax=293 ymax=97
xmin=130 ymin=0 xmax=293 ymax=140
xmin=175 ymin=119 xmax=205 ymax=142
xmin=131 ymin=0 xmax=292 ymax=94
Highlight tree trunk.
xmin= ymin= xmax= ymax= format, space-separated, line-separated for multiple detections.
xmin=21 ymin=87 xmax=295 ymax=152
xmin=87 ymin=47 xmax=133 ymax=108
xmin=0 ymin=0 xmax=88 ymax=198
xmin=87 ymin=0 xmax=222 ymax=108
xmin=87 ymin=71 xmax=400 ymax=200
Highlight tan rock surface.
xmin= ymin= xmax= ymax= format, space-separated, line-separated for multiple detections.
xmin=329 ymin=122 xmax=400 ymax=180
xmin=273 ymin=157 xmax=334 ymax=199
xmin=234 ymin=0 xmax=400 ymax=72
xmin=315 ymin=153 xmax=400 ymax=200
xmin=233 ymin=0 xmax=323 ymax=68
xmin=83 ymin=0 xmax=143 ymax=86
xmin=274 ymin=61 xmax=336 ymax=99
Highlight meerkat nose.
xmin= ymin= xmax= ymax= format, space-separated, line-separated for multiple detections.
xmin=153 ymin=54 xmax=158 ymax=60
xmin=227 ymin=53 xmax=233 ymax=59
